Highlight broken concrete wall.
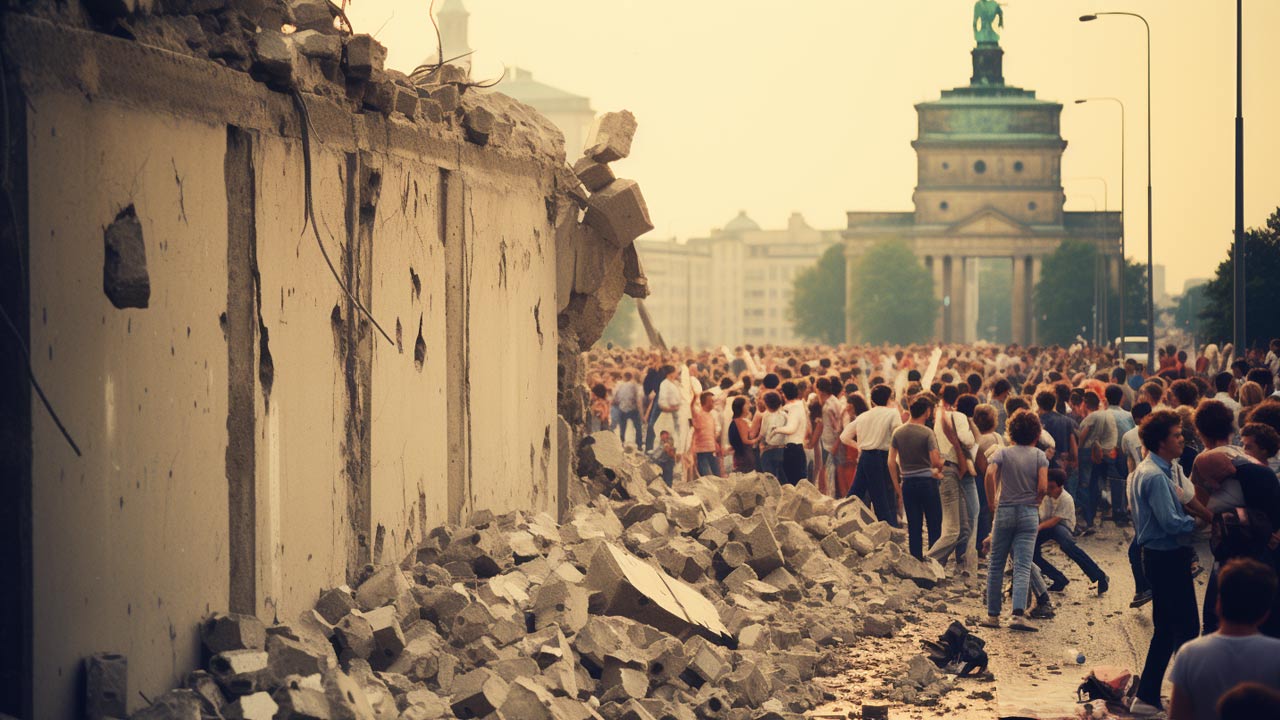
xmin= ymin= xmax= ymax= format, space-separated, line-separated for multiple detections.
xmin=5 ymin=12 xmax=568 ymax=717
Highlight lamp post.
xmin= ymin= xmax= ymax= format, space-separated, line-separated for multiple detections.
xmin=1074 ymin=97 xmax=1125 ymax=345
xmin=1233 ymin=0 xmax=1245 ymax=355
xmin=1080 ymin=11 xmax=1154 ymax=371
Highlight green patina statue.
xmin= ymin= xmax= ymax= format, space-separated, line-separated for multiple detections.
xmin=973 ymin=0 xmax=1003 ymax=45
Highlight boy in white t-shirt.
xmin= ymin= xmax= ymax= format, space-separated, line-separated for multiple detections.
xmin=1034 ymin=469 xmax=1109 ymax=595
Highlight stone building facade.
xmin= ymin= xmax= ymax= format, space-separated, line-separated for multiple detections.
xmin=844 ymin=40 xmax=1121 ymax=344
xmin=637 ymin=212 xmax=840 ymax=348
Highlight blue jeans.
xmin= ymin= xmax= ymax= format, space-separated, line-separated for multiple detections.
xmin=986 ymin=505 xmax=1039 ymax=616
xmin=1035 ymin=524 xmax=1106 ymax=584
xmin=851 ymin=449 xmax=900 ymax=528
xmin=902 ymin=474 xmax=942 ymax=560
xmin=644 ymin=406 xmax=661 ymax=451
xmin=695 ymin=452 xmax=719 ymax=478
xmin=1078 ymin=455 xmax=1107 ymax=527
xmin=615 ymin=409 xmax=642 ymax=445
xmin=1129 ymin=537 xmax=1150 ymax=594
xmin=760 ymin=448 xmax=785 ymax=483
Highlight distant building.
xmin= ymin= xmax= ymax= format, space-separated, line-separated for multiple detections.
xmin=636 ymin=212 xmax=841 ymax=348
xmin=1153 ymin=263 xmax=1169 ymax=306
xmin=432 ymin=0 xmax=595 ymax=156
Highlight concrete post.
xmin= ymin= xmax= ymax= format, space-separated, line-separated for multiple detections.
xmin=1030 ymin=256 xmax=1043 ymax=345
xmin=931 ymin=256 xmax=946 ymax=341
xmin=949 ymin=256 xmax=966 ymax=343
xmin=844 ymin=243 xmax=858 ymax=343
xmin=1011 ymin=256 xmax=1027 ymax=345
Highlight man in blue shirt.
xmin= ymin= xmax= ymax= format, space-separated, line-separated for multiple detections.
xmin=1129 ymin=409 xmax=1204 ymax=717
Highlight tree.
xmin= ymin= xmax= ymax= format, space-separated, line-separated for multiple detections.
xmin=597 ymin=296 xmax=637 ymax=347
xmin=848 ymin=239 xmax=937 ymax=344
xmin=1034 ymin=239 xmax=1148 ymax=345
xmin=1198 ymin=208 xmax=1280 ymax=348
xmin=789 ymin=243 xmax=847 ymax=344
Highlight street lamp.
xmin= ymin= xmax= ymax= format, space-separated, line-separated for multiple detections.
xmin=1074 ymin=97 xmax=1125 ymax=346
xmin=1080 ymin=11 xmax=1154 ymax=372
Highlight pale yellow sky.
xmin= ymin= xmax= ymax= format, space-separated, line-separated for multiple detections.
xmin=347 ymin=0 xmax=1280 ymax=296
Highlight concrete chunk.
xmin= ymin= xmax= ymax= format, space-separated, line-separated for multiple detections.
xmin=225 ymin=691 xmax=278 ymax=720
xmin=84 ymin=652 xmax=127 ymax=720
xmin=573 ymin=156 xmax=615 ymax=193
xmin=450 ymin=668 xmax=509 ymax=719
xmin=315 ymin=586 xmax=357 ymax=626
xmin=464 ymin=106 xmax=495 ymax=145
xmin=290 ymin=0 xmax=336 ymax=33
xmin=251 ymin=29 xmax=296 ymax=89
xmin=209 ymin=649 xmax=272 ymax=697
xmin=584 ymin=179 xmax=654 ymax=248
xmin=333 ymin=612 xmax=375 ymax=661
xmin=584 ymin=110 xmax=638 ymax=163
xmin=272 ymin=685 xmax=332 ymax=719
xmin=129 ymin=689 xmax=203 ymax=720
xmin=585 ymin=543 xmax=731 ymax=644
xmin=363 ymin=605 xmax=406 ymax=671
xmin=267 ymin=633 xmax=328 ymax=680
xmin=498 ymin=677 xmax=559 ymax=720
xmin=344 ymin=34 xmax=385 ymax=80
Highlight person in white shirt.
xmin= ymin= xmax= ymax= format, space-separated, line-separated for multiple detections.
xmin=655 ymin=365 xmax=683 ymax=445
xmin=1034 ymin=469 xmax=1108 ymax=594
xmin=767 ymin=381 xmax=808 ymax=485
xmin=819 ymin=377 xmax=846 ymax=497
xmin=1212 ymin=371 xmax=1243 ymax=420
xmin=928 ymin=384 xmax=977 ymax=566
xmin=840 ymin=384 xmax=903 ymax=526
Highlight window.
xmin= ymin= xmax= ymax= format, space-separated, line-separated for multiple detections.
xmin=941 ymin=161 xmax=950 ymax=170
xmin=1028 ymin=201 xmax=1038 ymax=211
xmin=939 ymin=201 xmax=949 ymax=211
xmin=973 ymin=160 xmax=987 ymax=174
xmin=1013 ymin=160 xmax=1025 ymax=172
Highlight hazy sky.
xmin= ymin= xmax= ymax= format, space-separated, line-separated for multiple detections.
xmin=347 ymin=0 xmax=1280 ymax=295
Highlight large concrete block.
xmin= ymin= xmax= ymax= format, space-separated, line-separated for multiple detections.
xmin=209 ymin=649 xmax=272 ymax=697
xmin=584 ymin=180 xmax=654 ymax=248
xmin=585 ymin=543 xmax=731 ymax=644
xmin=344 ymin=34 xmax=385 ymax=80
xmin=499 ymin=677 xmax=560 ymax=720
xmin=290 ymin=0 xmax=337 ymax=33
xmin=333 ymin=612 xmax=375 ymax=662
xmin=573 ymin=156 xmax=615 ymax=193
xmin=315 ymin=586 xmax=357 ymax=626
xmin=202 ymin=613 xmax=268 ymax=655
xmin=363 ymin=605 xmax=406 ymax=671
xmin=128 ymin=689 xmax=204 ymax=720
xmin=584 ymin=110 xmax=638 ymax=163
xmin=225 ymin=691 xmax=278 ymax=720
xmin=84 ymin=652 xmax=127 ymax=720
xmin=450 ymin=668 xmax=509 ymax=719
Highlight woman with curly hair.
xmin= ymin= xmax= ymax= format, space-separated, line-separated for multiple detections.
xmin=982 ymin=408 xmax=1049 ymax=632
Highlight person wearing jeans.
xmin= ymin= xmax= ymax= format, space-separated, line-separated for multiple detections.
xmin=841 ymin=384 xmax=904 ymax=527
xmin=983 ymin=408 xmax=1050 ymax=632
xmin=890 ymin=396 xmax=944 ymax=559
xmin=1129 ymin=409 xmax=1201 ymax=717
xmin=1034 ymin=470 xmax=1109 ymax=593
xmin=927 ymin=386 xmax=976 ymax=567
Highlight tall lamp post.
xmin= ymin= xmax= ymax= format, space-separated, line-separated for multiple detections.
xmin=1232 ymin=0 xmax=1245 ymax=355
xmin=1074 ymin=97 xmax=1125 ymax=345
xmin=1080 ymin=11 xmax=1153 ymax=371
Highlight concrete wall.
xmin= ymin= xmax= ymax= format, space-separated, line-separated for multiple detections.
xmin=8 ymin=15 xmax=563 ymax=717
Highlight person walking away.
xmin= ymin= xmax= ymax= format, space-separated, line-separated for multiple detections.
xmin=1034 ymin=469 xmax=1109 ymax=594
xmin=1129 ymin=409 xmax=1204 ymax=716
xmin=928 ymin=384 xmax=976 ymax=568
xmin=642 ymin=354 xmax=665 ymax=451
xmin=613 ymin=371 xmax=643 ymax=446
xmin=767 ymin=381 xmax=808 ymax=486
xmin=690 ymin=391 xmax=722 ymax=478
xmin=972 ymin=403 xmax=1004 ymax=556
xmin=758 ymin=391 xmax=787 ymax=483
xmin=982 ymin=408 xmax=1049 ymax=632
xmin=890 ymin=397 xmax=943 ymax=560
xmin=820 ymin=377 xmax=846 ymax=497
xmin=1124 ymin=401 xmax=1155 ymax=608
xmin=1167 ymin=559 xmax=1280 ymax=720
xmin=1106 ymin=384 xmax=1137 ymax=524
xmin=1077 ymin=390 xmax=1118 ymax=534
xmin=842 ymin=384 xmax=904 ymax=527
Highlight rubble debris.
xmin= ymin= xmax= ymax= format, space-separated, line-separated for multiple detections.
xmin=584 ymin=110 xmax=638 ymax=163
xmin=84 ymin=652 xmax=127 ymax=720
xmin=343 ymin=34 xmax=385 ymax=81
xmin=103 ymin=205 xmax=150 ymax=310
xmin=463 ymin=106 xmax=495 ymax=145
xmin=584 ymin=179 xmax=655 ymax=249
xmin=573 ymin=156 xmax=615 ymax=193
xmin=131 ymin=463 xmax=971 ymax=718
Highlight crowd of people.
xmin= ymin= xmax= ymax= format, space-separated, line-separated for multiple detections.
xmin=584 ymin=338 xmax=1280 ymax=718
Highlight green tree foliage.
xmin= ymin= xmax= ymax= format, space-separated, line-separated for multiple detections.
xmin=1034 ymin=239 xmax=1148 ymax=345
xmin=789 ymin=243 xmax=847 ymax=344
xmin=597 ymin=296 xmax=637 ymax=348
xmin=1198 ymin=208 xmax=1280 ymax=347
xmin=848 ymin=239 xmax=938 ymax=344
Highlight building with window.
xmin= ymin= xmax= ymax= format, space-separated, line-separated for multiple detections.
xmin=636 ymin=212 xmax=840 ymax=348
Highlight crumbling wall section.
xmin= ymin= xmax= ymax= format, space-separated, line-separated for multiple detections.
xmin=4 ymin=8 xmax=574 ymax=716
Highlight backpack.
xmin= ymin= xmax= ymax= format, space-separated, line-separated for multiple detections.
xmin=1076 ymin=666 xmax=1138 ymax=707
xmin=921 ymin=621 xmax=988 ymax=678
xmin=1210 ymin=506 xmax=1273 ymax=563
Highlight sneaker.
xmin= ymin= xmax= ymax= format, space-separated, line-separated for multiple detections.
xmin=1191 ymin=560 xmax=1204 ymax=579
xmin=1129 ymin=698 xmax=1163 ymax=717
xmin=1048 ymin=578 xmax=1070 ymax=593
xmin=979 ymin=615 xmax=1000 ymax=629
xmin=1083 ymin=525 xmax=1097 ymax=537
xmin=1030 ymin=604 xmax=1055 ymax=620
xmin=1130 ymin=590 xmax=1153 ymax=608
xmin=1009 ymin=612 xmax=1038 ymax=632
xmin=1097 ymin=575 xmax=1110 ymax=596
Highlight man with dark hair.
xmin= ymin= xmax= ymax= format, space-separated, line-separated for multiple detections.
xmin=1106 ymin=384 xmax=1136 ymax=524
xmin=891 ymin=396 xmax=943 ymax=560
xmin=1213 ymin=371 xmax=1242 ymax=419
xmin=1246 ymin=367 xmax=1275 ymax=397
xmin=1113 ymin=366 xmax=1135 ymax=409
xmin=767 ymin=381 xmax=808 ymax=485
xmin=642 ymin=354 xmax=666 ymax=451
xmin=1037 ymin=390 xmax=1077 ymax=472
xmin=841 ymin=384 xmax=903 ymax=526
xmin=1167 ymin=560 xmax=1280 ymax=720
xmin=1170 ymin=379 xmax=1200 ymax=409
xmin=1123 ymin=400 xmax=1155 ymax=608
xmin=1077 ymin=390 xmax=1118 ymax=533
xmin=1129 ymin=409 xmax=1203 ymax=716
xmin=992 ymin=378 xmax=1013 ymax=435
xmin=1142 ymin=381 xmax=1165 ymax=409
xmin=1034 ymin=470 xmax=1108 ymax=594
xmin=1217 ymin=683 xmax=1280 ymax=720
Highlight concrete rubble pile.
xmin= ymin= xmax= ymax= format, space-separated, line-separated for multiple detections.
xmin=74 ymin=0 xmax=562 ymax=159
xmin=124 ymin=431 xmax=963 ymax=720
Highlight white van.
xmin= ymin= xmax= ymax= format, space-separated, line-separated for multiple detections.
xmin=1116 ymin=336 xmax=1151 ymax=363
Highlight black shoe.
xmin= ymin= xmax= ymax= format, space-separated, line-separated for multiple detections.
xmin=1048 ymin=578 xmax=1069 ymax=593
xmin=1096 ymin=575 xmax=1109 ymax=596
xmin=1030 ymin=603 xmax=1055 ymax=619
xmin=1130 ymin=590 xmax=1153 ymax=608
